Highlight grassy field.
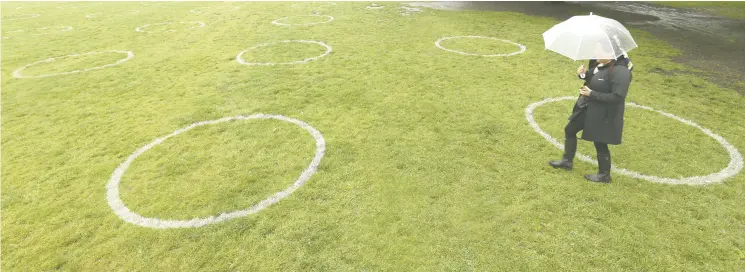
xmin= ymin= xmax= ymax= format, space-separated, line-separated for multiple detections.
xmin=2 ymin=1 xmax=745 ymax=271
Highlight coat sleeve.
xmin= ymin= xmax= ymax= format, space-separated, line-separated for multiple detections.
xmin=589 ymin=68 xmax=631 ymax=103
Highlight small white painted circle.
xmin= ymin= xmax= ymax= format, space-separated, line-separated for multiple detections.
xmin=189 ymin=6 xmax=239 ymax=14
xmin=12 ymin=50 xmax=134 ymax=79
xmin=435 ymin=36 xmax=527 ymax=57
xmin=3 ymin=13 xmax=40 ymax=21
xmin=236 ymin=40 xmax=332 ymax=66
xmin=3 ymin=26 xmax=72 ymax=39
xmin=135 ymin=21 xmax=205 ymax=33
xmin=140 ymin=2 xmax=162 ymax=7
xmin=271 ymin=15 xmax=334 ymax=26
xmin=86 ymin=10 xmax=140 ymax=18
xmin=525 ymin=96 xmax=744 ymax=185
xmin=291 ymin=2 xmax=336 ymax=8
xmin=32 ymin=26 xmax=73 ymax=36
xmin=31 ymin=26 xmax=72 ymax=36
xmin=2 ymin=27 xmax=72 ymax=40
xmin=106 ymin=114 xmax=326 ymax=229
xmin=57 ymin=3 xmax=101 ymax=9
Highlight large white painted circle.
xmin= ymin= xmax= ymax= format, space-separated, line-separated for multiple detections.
xmin=236 ymin=40 xmax=332 ymax=66
xmin=526 ymin=96 xmax=743 ymax=185
xmin=57 ymin=3 xmax=101 ymax=9
xmin=86 ymin=10 xmax=140 ymax=18
xmin=290 ymin=2 xmax=336 ymax=8
xmin=2 ymin=26 xmax=72 ymax=40
xmin=3 ymin=13 xmax=40 ymax=21
xmin=271 ymin=15 xmax=334 ymax=26
xmin=106 ymin=114 xmax=326 ymax=229
xmin=189 ymin=6 xmax=239 ymax=14
xmin=12 ymin=50 xmax=134 ymax=79
xmin=435 ymin=36 xmax=527 ymax=57
xmin=32 ymin=26 xmax=74 ymax=35
xmin=135 ymin=21 xmax=206 ymax=33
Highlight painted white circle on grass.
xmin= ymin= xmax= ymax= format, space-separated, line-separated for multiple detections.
xmin=271 ymin=15 xmax=334 ymax=26
xmin=236 ymin=40 xmax=332 ymax=66
xmin=3 ymin=13 xmax=40 ymax=21
xmin=140 ymin=2 xmax=162 ymax=7
xmin=291 ymin=2 xmax=336 ymax=8
xmin=12 ymin=50 xmax=134 ymax=79
xmin=57 ymin=3 xmax=101 ymax=9
xmin=106 ymin=114 xmax=326 ymax=229
xmin=435 ymin=36 xmax=526 ymax=57
xmin=86 ymin=10 xmax=140 ymax=18
xmin=2 ymin=27 xmax=72 ymax=40
xmin=2 ymin=29 xmax=24 ymax=40
xmin=32 ymin=26 xmax=74 ymax=35
xmin=189 ymin=6 xmax=239 ymax=14
xmin=525 ymin=96 xmax=744 ymax=185
xmin=135 ymin=21 xmax=205 ymax=33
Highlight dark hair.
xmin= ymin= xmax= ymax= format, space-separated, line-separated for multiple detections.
xmin=609 ymin=55 xmax=633 ymax=81
xmin=609 ymin=55 xmax=628 ymax=73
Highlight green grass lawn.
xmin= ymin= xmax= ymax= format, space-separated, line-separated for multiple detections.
xmin=3 ymin=1 xmax=745 ymax=271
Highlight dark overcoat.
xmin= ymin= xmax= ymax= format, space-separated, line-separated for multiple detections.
xmin=568 ymin=60 xmax=600 ymax=120
xmin=580 ymin=62 xmax=632 ymax=145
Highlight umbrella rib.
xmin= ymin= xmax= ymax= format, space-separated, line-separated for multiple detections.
xmin=574 ymin=32 xmax=583 ymax=61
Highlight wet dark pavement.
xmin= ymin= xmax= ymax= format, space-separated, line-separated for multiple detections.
xmin=408 ymin=1 xmax=745 ymax=94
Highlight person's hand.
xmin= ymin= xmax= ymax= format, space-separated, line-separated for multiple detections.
xmin=577 ymin=64 xmax=586 ymax=76
xmin=580 ymin=86 xmax=592 ymax=97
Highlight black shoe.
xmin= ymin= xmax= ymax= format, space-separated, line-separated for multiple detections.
xmin=585 ymin=153 xmax=612 ymax=183
xmin=549 ymin=159 xmax=573 ymax=170
xmin=584 ymin=173 xmax=611 ymax=183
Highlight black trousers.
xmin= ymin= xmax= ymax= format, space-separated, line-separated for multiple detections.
xmin=564 ymin=109 xmax=609 ymax=160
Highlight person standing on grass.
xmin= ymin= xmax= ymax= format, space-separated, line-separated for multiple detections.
xmin=549 ymin=45 xmax=634 ymax=184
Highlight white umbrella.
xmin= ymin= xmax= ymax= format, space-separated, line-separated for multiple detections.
xmin=543 ymin=13 xmax=638 ymax=61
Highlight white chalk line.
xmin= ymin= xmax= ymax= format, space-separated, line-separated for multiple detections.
xmin=106 ymin=114 xmax=326 ymax=229
xmin=291 ymin=2 xmax=336 ymax=8
xmin=12 ymin=50 xmax=134 ymax=79
xmin=57 ymin=3 xmax=102 ymax=9
xmin=3 ymin=13 xmax=40 ymax=21
xmin=2 ymin=30 xmax=24 ymax=40
xmin=526 ymin=96 xmax=744 ymax=185
xmin=135 ymin=21 xmax=206 ymax=33
xmin=271 ymin=15 xmax=334 ymax=26
xmin=188 ymin=6 xmax=240 ymax=14
xmin=435 ymin=36 xmax=527 ymax=57
xmin=86 ymin=10 xmax=140 ymax=18
xmin=140 ymin=2 xmax=163 ymax=7
xmin=32 ymin=26 xmax=74 ymax=36
xmin=2 ymin=26 xmax=72 ymax=40
xmin=236 ymin=40 xmax=332 ymax=66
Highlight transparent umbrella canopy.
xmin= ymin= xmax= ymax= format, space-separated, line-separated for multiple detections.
xmin=543 ymin=13 xmax=638 ymax=61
